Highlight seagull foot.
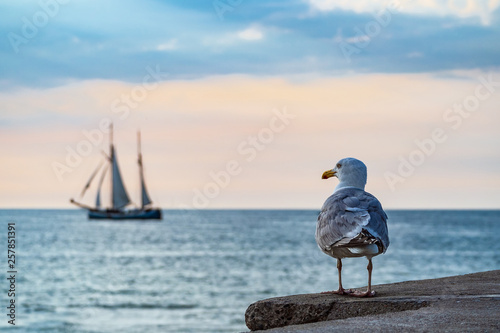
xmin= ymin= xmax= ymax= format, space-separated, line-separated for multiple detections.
xmin=350 ymin=290 xmax=376 ymax=297
xmin=321 ymin=288 xmax=354 ymax=295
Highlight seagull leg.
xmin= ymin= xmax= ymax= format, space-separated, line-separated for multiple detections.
xmin=322 ymin=258 xmax=352 ymax=295
xmin=351 ymin=257 xmax=376 ymax=297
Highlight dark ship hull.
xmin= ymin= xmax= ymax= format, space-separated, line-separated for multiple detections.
xmin=88 ymin=208 xmax=162 ymax=220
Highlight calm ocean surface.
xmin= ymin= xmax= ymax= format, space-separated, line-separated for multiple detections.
xmin=0 ymin=209 xmax=499 ymax=332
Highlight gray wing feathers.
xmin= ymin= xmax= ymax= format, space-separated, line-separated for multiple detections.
xmin=316 ymin=188 xmax=389 ymax=253
xmin=316 ymin=196 xmax=369 ymax=250
xmin=364 ymin=197 xmax=389 ymax=252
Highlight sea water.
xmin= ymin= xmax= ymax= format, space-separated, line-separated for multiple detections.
xmin=0 ymin=209 xmax=498 ymax=332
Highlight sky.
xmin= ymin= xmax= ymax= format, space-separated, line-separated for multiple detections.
xmin=0 ymin=0 xmax=499 ymax=209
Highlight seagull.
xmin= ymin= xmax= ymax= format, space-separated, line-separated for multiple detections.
xmin=315 ymin=158 xmax=389 ymax=297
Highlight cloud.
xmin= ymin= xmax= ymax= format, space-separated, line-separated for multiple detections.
xmin=306 ymin=0 xmax=500 ymax=25
xmin=203 ymin=25 xmax=265 ymax=48
xmin=307 ymin=0 xmax=379 ymax=13
xmin=156 ymin=38 xmax=178 ymax=51
xmin=0 ymin=1 xmax=499 ymax=90
xmin=237 ymin=26 xmax=264 ymax=41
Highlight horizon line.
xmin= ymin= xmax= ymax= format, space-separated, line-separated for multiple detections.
xmin=0 ymin=207 xmax=499 ymax=211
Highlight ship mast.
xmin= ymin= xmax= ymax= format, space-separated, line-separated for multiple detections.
xmin=110 ymin=123 xmax=113 ymax=209
xmin=137 ymin=131 xmax=153 ymax=208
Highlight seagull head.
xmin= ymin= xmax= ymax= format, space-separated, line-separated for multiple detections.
xmin=322 ymin=157 xmax=367 ymax=191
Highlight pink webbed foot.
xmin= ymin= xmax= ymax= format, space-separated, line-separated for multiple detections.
xmin=350 ymin=290 xmax=376 ymax=297
xmin=321 ymin=288 xmax=354 ymax=295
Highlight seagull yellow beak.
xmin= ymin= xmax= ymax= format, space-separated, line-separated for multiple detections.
xmin=322 ymin=170 xmax=336 ymax=179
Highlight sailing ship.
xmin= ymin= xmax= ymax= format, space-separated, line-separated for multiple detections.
xmin=70 ymin=125 xmax=162 ymax=220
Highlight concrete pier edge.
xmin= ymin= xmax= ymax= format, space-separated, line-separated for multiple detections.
xmin=244 ymin=270 xmax=500 ymax=332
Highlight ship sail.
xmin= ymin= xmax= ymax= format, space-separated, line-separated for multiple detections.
xmin=141 ymin=179 xmax=153 ymax=207
xmin=111 ymin=145 xmax=131 ymax=209
xmin=138 ymin=131 xmax=153 ymax=208
xmin=96 ymin=187 xmax=102 ymax=208
xmin=95 ymin=165 xmax=108 ymax=208
xmin=80 ymin=161 xmax=104 ymax=198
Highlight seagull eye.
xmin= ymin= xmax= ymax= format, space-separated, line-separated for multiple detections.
xmin=336 ymin=163 xmax=341 ymax=168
